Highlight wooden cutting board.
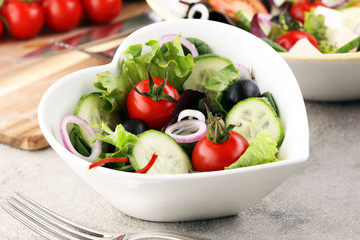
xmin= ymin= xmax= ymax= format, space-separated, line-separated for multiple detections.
xmin=0 ymin=0 xmax=150 ymax=150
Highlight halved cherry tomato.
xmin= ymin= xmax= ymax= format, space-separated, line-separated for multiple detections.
xmin=126 ymin=78 xmax=180 ymax=130
xmin=1 ymin=0 xmax=45 ymax=39
xmin=82 ymin=0 xmax=122 ymax=24
xmin=192 ymin=131 xmax=249 ymax=172
xmin=0 ymin=21 xmax=2 ymax=38
xmin=276 ymin=30 xmax=319 ymax=51
xmin=41 ymin=0 xmax=83 ymax=32
xmin=209 ymin=0 xmax=268 ymax=19
xmin=289 ymin=0 xmax=328 ymax=23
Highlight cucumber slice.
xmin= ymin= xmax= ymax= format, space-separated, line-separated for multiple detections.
xmin=74 ymin=92 xmax=121 ymax=147
xmin=225 ymin=97 xmax=284 ymax=147
xmin=182 ymin=54 xmax=232 ymax=91
xmin=129 ymin=130 xmax=192 ymax=174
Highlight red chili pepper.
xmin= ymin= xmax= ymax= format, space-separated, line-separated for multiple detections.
xmin=135 ymin=153 xmax=158 ymax=174
xmin=88 ymin=157 xmax=130 ymax=170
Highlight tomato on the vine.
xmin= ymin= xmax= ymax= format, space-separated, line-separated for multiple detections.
xmin=127 ymin=77 xmax=180 ymax=130
xmin=82 ymin=0 xmax=123 ymax=24
xmin=289 ymin=0 xmax=328 ymax=23
xmin=1 ymin=0 xmax=45 ymax=39
xmin=41 ymin=0 xmax=83 ymax=32
xmin=192 ymin=131 xmax=249 ymax=172
xmin=276 ymin=30 xmax=319 ymax=51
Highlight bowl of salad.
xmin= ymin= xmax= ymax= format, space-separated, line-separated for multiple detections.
xmin=146 ymin=0 xmax=360 ymax=101
xmin=38 ymin=19 xmax=309 ymax=222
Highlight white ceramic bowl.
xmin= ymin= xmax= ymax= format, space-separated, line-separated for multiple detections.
xmin=38 ymin=19 xmax=309 ymax=222
xmin=280 ymin=52 xmax=360 ymax=101
xmin=146 ymin=0 xmax=360 ymax=102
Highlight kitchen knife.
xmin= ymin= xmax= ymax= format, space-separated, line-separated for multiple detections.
xmin=16 ymin=9 xmax=163 ymax=61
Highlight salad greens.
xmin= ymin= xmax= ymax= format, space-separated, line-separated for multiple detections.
xmin=63 ymin=34 xmax=283 ymax=174
xmin=201 ymin=0 xmax=360 ymax=54
xmin=226 ymin=131 xmax=278 ymax=169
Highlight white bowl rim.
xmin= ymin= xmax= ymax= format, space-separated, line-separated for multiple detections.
xmin=280 ymin=51 xmax=360 ymax=62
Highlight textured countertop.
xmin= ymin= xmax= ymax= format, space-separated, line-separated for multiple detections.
xmin=1 ymin=100 xmax=360 ymax=240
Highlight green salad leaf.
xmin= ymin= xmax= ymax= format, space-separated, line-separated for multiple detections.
xmin=225 ymin=131 xmax=278 ymax=169
xmin=94 ymin=123 xmax=138 ymax=159
xmin=304 ymin=9 xmax=336 ymax=53
xmin=204 ymin=64 xmax=241 ymax=113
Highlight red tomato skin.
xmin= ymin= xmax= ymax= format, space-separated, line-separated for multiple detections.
xmin=192 ymin=131 xmax=249 ymax=172
xmin=0 ymin=21 xmax=2 ymax=38
xmin=82 ymin=0 xmax=122 ymax=24
xmin=276 ymin=31 xmax=319 ymax=51
xmin=1 ymin=0 xmax=45 ymax=39
xmin=127 ymin=78 xmax=180 ymax=130
xmin=42 ymin=0 xmax=83 ymax=32
xmin=289 ymin=0 xmax=328 ymax=23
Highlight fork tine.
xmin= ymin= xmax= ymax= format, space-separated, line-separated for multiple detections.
xmin=3 ymin=199 xmax=81 ymax=240
xmin=5 ymin=192 xmax=115 ymax=240
xmin=2 ymin=202 xmax=59 ymax=239
xmin=15 ymin=192 xmax=114 ymax=238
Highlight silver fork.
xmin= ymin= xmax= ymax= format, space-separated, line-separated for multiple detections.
xmin=2 ymin=192 xmax=210 ymax=240
xmin=51 ymin=39 xmax=117 ymax=61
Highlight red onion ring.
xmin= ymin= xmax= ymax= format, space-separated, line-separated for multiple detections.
xmin=326 ymin=0 xmax=350 ymax=8
xmin=177 ymin=109 xmax=206 ymax=122
xmin=235 ymin=63 xmax=252 ymax=80
xmin=165 ymin=119 xmax=207 ymax=143
xmin=257 ymin=13 xmax=273 ymax=32
xmin=60 ymin=114 xmax=102 ymax=163
xmin=161 ymin=34 xmax=199 ymax=57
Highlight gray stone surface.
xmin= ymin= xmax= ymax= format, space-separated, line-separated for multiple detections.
xmin=1 ymin=100 xmax=360 ymax=239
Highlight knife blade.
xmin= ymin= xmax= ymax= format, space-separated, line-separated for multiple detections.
xmin=16 ymin=9 xmax=163 ymax=61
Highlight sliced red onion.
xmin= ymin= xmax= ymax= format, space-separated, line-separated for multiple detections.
xmin=325 ymin=0 xmax=350 ymax=8
xmin=161 ymin=34 xmax=199 ymax=57
xmin=165 ymin=119 xmax=207 ymax=143
xmin=250 ymin=14 xmax=268 ymax=39
xmin=177 ymin=109 xmax=206 ymax=122
xmin=235 ymin=63 xmax=252 ymax=80
xmin=257 ymin=13 xmax=273 ymax=31
xmin=60 ymin=114 xmax=102 ymax=163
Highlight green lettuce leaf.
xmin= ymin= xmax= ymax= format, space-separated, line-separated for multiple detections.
xmin=304 ymin=9 xmax=336 ymax=53
xmin=225 ymin=131 xmax=278 ymax=169
xmin=94 ymin=122 xmax=138 ymax=159
xmin=204 ymin=64 xmax=241 ymax=114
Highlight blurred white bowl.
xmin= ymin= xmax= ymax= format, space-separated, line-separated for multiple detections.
xmin=38 ymin=19 xmax=309 ymax=222
xmin=146 ymin=0 xmax=360 ymax=102
xmin=280 ymin=52 xmax=360 ymax=101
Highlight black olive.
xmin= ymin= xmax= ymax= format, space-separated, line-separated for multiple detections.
xmin=226 ymin=79 xmax=260 ymax=110
xmin=122 ymin=118 xmax=147 ymax=135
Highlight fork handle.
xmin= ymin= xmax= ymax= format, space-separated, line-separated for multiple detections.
xmin=119 ymin=230 xmax=210 ymax=240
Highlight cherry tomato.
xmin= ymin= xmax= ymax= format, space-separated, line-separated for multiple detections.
xmin=0 ymin=0 xmax=45 ymax=39
xmin=82 ymin=0 xmax=122 ymax=24
xmin=0 ymin=21 xmax=3 ymax=38
xmin=42 ymin=0 xmax=83 ymax=32
xmin=289 ymin=0 xmax=328 ymax=23
xmin=126 ymin=78 xmax=180 ymax=130
xmin=276 ymin=30 xmax=319 ymax=51
xmin=192 ymin=131 xmax=249 ymax=172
